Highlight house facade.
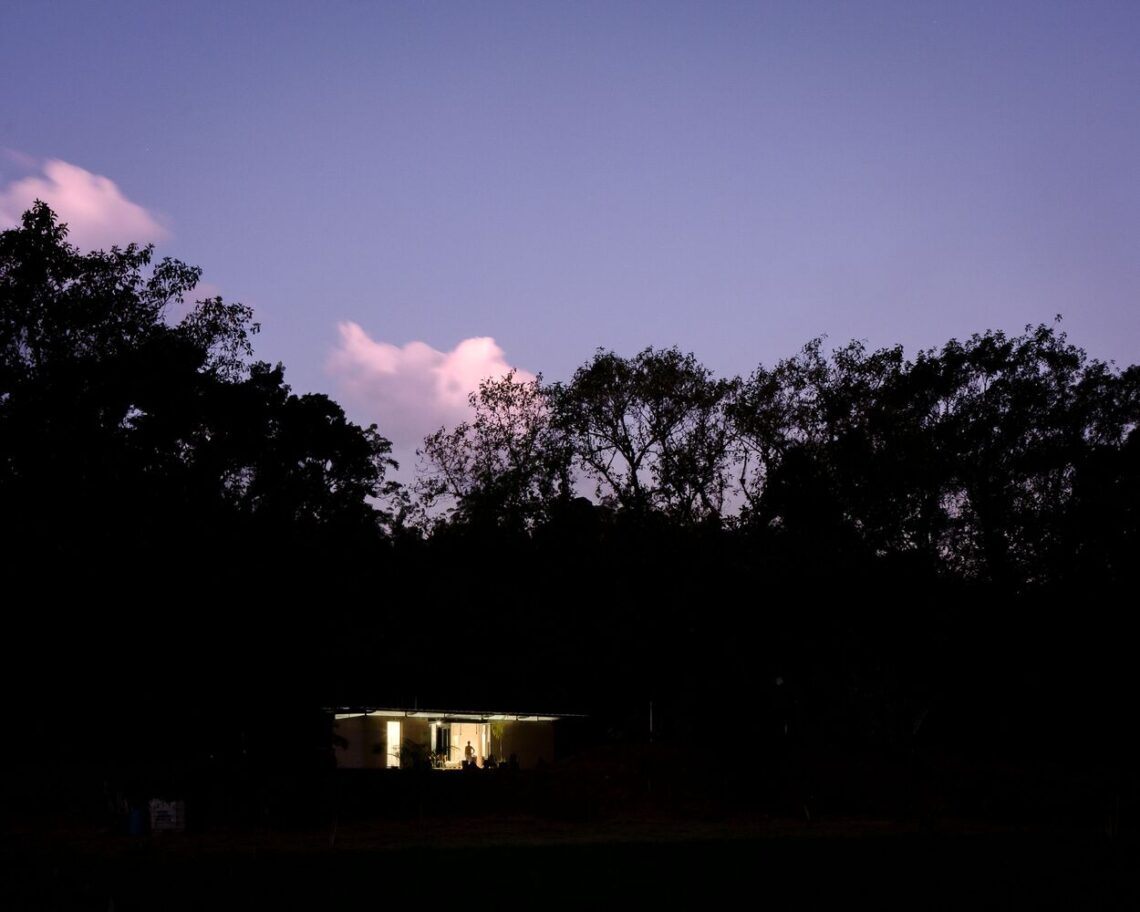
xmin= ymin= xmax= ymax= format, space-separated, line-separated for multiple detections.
xmin=332 ymin=708 xmax=564 ymax=770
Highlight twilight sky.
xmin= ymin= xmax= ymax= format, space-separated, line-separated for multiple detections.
xmin=3 ymin=1 xmax=1138 ymax=462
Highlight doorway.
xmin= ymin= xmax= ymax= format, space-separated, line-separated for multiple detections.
xmin=443 ymin=721 xmax=488 ymax=767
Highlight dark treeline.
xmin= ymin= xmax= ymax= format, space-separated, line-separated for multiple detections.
xmin=3 ymin=203 xmax=1136 ymax=824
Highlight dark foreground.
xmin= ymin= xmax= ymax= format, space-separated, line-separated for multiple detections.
xmin=4 ymin=815 xmax=1136 ymax=910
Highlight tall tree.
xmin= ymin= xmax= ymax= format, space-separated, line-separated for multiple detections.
xmin=417 ymin=370 xmax=570 ymax=531
xmin=0 ymin=201 xmax=399 ymax=565
xmin=730 ymin=338 xmax=914 ymax=543
xmin=551 ymin=346 xmax=736 ymax=523
xmin=730 ymin=324 xmax=1140 ymax=585
xmin=926 ymin=323 xmax=1138 ymax=584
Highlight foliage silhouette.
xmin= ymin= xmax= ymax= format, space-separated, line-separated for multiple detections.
xmin=1 ymin=204 xmax=401 ymax=790
xmin=4 ymin=201 xmax=1137 ymax=828
xmin=1 ymin=202 xmax=400 ymax=571
xmin=417 ymin=370 xmax=571 ymax=532
xmin=549 ymin=346 xmax=736 ymax=522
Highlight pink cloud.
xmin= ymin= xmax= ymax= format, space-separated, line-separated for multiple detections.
xmin=328 ymin=321 xmax=534 ymax=450
xmin=0 ymin=159 xmax=168 ymax=250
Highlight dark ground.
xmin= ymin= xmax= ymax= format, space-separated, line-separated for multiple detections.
xmin=5 ymin=737 xmax=1136 ymax=909
xmin=4 ymin=811 xmax=1136 ymax=910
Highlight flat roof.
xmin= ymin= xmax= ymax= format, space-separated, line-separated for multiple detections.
xmin=330 ymin=706 xmax=579 ymax=723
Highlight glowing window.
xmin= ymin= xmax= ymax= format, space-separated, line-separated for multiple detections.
xmin=386 ymin=721 xmax=401 ymax=768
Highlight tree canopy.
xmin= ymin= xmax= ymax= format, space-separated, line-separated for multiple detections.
xmin=0 ymin=201 xmax=399 ymax=572
xmin=4 ymin=201 xmax=1137 ymax=820
xmin=417 ymin=370 xmax=570 ymax=532
xmin=551 ymin=346 xmax=737 ymax=523
xmin=417 ymin=327 xmax=1139 ymax=591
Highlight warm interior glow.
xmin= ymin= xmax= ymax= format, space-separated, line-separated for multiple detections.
xmin=386 ymin=720 xmax=401 ymax=768
xmin=448 ymin=721 xmax=485 ymax=767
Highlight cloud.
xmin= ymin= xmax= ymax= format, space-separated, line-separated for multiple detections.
xmin=0 ymin=158 xmax=168 ymax=250
xmin=328 ymin=321 xmax=534 ymax=451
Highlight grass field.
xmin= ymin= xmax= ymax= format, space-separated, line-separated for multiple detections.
xmin=4 ymin=812 xmax=1135 ymax=909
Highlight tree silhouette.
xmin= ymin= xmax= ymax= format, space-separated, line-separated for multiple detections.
xmin=550 ymin=346 xmax=736 ymax=523
xmin=7 ymin=200 xmax=1138 ymax=824
xmin=416 ymin=370 xmax=570 ymax=532
xmin=728 ymin=324 xmax=1139 ymax=587
xmin=1 ymin=201 xmax=399 ymax=570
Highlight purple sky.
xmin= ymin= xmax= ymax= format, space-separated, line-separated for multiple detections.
xmin=3 ymin=1 xmax=1138 ymax=461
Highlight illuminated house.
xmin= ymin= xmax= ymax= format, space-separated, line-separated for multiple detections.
xmin=332 ymin=708 xmax=565 ymax=770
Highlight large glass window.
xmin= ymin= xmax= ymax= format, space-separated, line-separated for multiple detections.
xmin=386 ymin=721 xmax=401 ymax=768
